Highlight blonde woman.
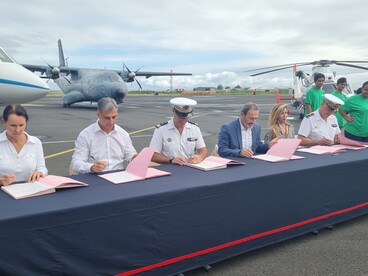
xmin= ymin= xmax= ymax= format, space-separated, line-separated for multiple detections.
xmin=264 ymin=103 xmax=295 ymax=142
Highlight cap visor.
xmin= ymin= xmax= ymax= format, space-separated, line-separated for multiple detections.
xmin=175 ymin=109 xmax=192 ymax=118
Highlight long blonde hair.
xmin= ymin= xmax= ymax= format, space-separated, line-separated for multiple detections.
xmin=268 ymin=103 xmax=289 ymax=139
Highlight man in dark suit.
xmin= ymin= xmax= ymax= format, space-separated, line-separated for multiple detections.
xmin=218 ymin=102 xmax=277 ymax=158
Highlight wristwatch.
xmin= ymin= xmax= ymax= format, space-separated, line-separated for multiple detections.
xmin=169 ymin=157 xmax=174 ymax=164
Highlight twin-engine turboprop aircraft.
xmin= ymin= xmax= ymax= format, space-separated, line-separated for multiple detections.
xmin=0 ymin=47 xmax=49 ymax=105
xmin=23 ymin=39 xmax=192 ymax=107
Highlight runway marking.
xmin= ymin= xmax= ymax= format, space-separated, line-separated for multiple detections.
xmin=21 ymin=103 xmax=48 ymax=107
xmin=43 ymin=140 xmax=75 ymax=144
xmin=45 ymin=149 xmax=75 ymax=160
xmin=44 ymin=112 xmax=215 ymax=159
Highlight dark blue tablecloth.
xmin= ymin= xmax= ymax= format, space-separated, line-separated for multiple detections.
xmin=1 ymin=149 xmax=368 ymax=275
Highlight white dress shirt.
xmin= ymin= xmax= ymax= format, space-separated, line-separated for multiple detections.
xmin=0 ymin=131 xmax=48 ymax=182
xmin=298 ymin=111 xmax=340 ymax=141
xmin=240 ymin=119 xmax=253 ymax=149
xmin=71 ymin=121 xmax=137 ymax=174
xmin=149 ymin=118 xmax=206 ymax=159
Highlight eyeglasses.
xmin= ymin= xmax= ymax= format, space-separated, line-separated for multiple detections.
xmin=327 ymin=105 xmax=335 ymax=111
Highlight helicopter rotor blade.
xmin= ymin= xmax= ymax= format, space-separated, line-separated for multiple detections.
xmin=250 ymin=65 xmax=299 ymax=77
xmin=245 ymin=62 xmax=313 ymax=73
xmin=334 ymin=62 xmax=368 ymax=71
xmin=335 ymin=60 xmax=368 ymax=63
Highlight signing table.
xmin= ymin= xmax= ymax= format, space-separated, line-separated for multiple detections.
xmin=1 ymin=149 xmax=368 ymax=275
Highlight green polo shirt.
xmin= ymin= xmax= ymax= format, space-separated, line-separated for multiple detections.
xmin=332 ymin=91 xmax=347 ymax=127
xmin=340 ymin=94 xmax=368 ymax=137
xmin=305 ymin=86 xmax=325 ymax=113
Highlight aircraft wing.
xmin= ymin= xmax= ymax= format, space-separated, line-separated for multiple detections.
xmin=22 ymin=64 xmax=191 ymax=79
xmin=21 ymin=64 xmax=79 ymax=75
xmin=134 ymin=71 xmax=192 ymax=78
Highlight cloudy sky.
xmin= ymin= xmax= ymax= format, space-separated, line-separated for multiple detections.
xmin=2 ymin=0 xmax=368 ymax=91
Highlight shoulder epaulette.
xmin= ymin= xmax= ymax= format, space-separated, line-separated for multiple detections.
xmin=155 ymin=121 xmax=168 ymax=128
xmin=188 ymin=121 xmax=198 ymax=126
xmin=306 ymin=112 xmax=315 ymax=118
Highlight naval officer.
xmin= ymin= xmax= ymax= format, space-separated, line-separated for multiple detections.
xmin=298 ymin=94 xmax=344 ymax=146
xmin=149 ymin=97 xmax=208 ymax=165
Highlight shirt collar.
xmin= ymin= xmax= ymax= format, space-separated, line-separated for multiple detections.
xmin=94 ymin=120 xmax=116 ymax=134
xmin=239 ymin=118 xmax=252 ymax=131
xmin=168 ymin=118 xmax=191 ymax=130
xmin=0 ymin=131 xmax=36 ymax=144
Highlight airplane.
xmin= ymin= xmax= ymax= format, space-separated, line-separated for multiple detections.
xmin=22 ymin=39 xmax=192 ymax=107
xmin=0 ymin=47 xmax=49 ymax=105
xmin=245 ymin=60 xmax=368 ymax=118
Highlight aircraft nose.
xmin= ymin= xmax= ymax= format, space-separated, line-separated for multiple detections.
xmin=115 ymin=89 xmax=126 ymax=99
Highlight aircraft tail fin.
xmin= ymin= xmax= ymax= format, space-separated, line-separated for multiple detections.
xmin=58 ymin=39 xmax=66 ymax=67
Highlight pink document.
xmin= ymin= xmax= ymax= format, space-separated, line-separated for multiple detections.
xmin=185 ymin=156 xmax=244 ymax=171
xmin=38 ymin=175 xmax=88 ymax=188
xmin=99 ymin=147 xmax=170 ymax=184
xmin=1 ymin=175 xmax=88 ymax=200
xmin=298 ymin=145 xmax=345 ymax=155
xmin=337 ymin=133 xmax=368 ymax=149
xmin=253 ymin=139 xmax=304 ymax=162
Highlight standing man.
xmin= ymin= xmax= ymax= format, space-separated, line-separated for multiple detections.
xmin=305 ymin=73 xmax=326 ymax=114
xmin=149 ymin=97 xmax=207 ymax=165
xmin=331 ymin=77 xmax=348 ymax=128
xmin=218 ymin=102 xmax=277 ymax=158
xmin=298 ymin=94 xmax=344 ymax=146
xmin=71 ymin=97 xmax=137 ymax=174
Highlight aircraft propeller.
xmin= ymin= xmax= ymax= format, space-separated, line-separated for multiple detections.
xmin=41 ymin=58 xmax=71 ymax=84
xmin=245 ymin=60 xmax=368 ymax=77
xmin=122 ymin=63 xmax=143 ymax=90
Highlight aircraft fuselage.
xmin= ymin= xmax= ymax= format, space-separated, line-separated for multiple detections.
xmin=0 ymin=48 xmax=50 ymax=105
xmin=55 ymin=71 xmax=128 ymax=105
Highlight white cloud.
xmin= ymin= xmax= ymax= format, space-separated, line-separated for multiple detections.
xmin=2 ymin=0 xmax=368 ymax=91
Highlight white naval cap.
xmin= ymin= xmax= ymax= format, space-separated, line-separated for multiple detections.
xmin=170 ymin=97 xmax=197 ymax=118
xmin=324 ymin=94 xmax=344 ymax=110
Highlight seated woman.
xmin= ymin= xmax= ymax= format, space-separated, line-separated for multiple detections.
xmin=264 ymin=103 xmax=295 ymax=142
xmin=0 ymin=105 xmax=48 ymax=186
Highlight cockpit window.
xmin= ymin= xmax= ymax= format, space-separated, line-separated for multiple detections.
xmin=323 ymin=82 xmax=354 ymax=95
xmin=0 ymin=48 xmax=14 ymax=63
xmin=94 ymin=75 xmax=103 ymax=83
xmin=103 ymin=73 xmax=112 ymax=82
xmin=322 ymin=83 xmax=336 ymax=94
xmin=110 ymin=73 xmax=120 ymax=82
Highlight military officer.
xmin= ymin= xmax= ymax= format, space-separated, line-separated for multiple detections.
xmin=149 ymin=97 xmax=208 ymax=165
xmin=298 ymin=94 xmax=344 ymax=146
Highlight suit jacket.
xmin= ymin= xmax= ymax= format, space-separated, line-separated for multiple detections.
xmin=218 ymin=119 xmax=269 ymax=158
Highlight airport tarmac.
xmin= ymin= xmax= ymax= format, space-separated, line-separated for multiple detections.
xmin=3 ymin=94 xmax=368 ymax=275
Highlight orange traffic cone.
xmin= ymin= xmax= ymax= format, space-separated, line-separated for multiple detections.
xmin=275 ymin=89 xmax=280 ymax=104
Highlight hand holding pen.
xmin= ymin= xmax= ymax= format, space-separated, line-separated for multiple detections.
xmin=90 ymin=156 xmax=108 ymax=173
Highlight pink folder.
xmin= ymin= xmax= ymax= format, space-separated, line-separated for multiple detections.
xmin=253 ymin=139 xmax=303 ymax=162
xmin=298 ymin=145 xmax=345 ymax=155
xmin=337 ymin=133 xmax=368 ymax=148
xmin=98 ymin=147 xmax=170 ymax=184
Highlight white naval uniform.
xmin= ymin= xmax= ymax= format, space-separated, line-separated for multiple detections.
xmin=149 ymin=118 xmax=206 ymax=159
xmin=298 ymin=110 xmax=340 ymax=141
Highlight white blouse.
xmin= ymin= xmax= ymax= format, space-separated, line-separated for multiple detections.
xmin=0 ymin=131 xmax=48 ymax=182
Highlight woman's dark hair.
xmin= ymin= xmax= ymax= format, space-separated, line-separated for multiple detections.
xmin=2 ymin=105 xmax=29 ymax=122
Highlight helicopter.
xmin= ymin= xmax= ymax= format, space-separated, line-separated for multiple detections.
xmin=245 ymin=60 xmax=368 ymax=118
